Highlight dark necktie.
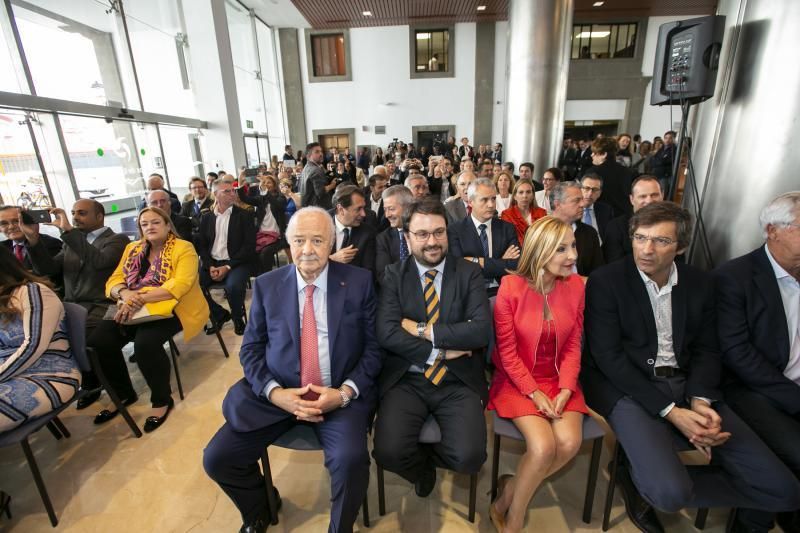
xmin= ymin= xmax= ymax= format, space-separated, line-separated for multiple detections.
xmin=13 ymin=242 xmax=25 ymax=264
xmin=478 ymin=224 xmax=489 ymax=257
xmin=399 ymin=230 xmax=409 ymax=261
xmin=194 ymin=202 xmax=201 ymax=216
xmin=422 ymin=270 xmax=447 ymax=385
xmin=341 ymin=227 xmax=351 ymax=249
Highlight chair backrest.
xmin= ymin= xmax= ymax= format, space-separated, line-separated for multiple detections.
xmin=120 ymin=215 xmax=138 ymax=232
xmin=62 ymin=302 xmax=90 ymax=373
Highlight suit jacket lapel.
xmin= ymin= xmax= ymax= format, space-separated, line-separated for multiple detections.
xmin=625 ymin=258 xmax=658 ymax=346
xmin=403 ymin=259 xmax=427 ymax=322
xmin=283 ymin=266 xmax=300 ymax=350
xmin=327 ymin=264 xmax=346 ymax=364
xmin=440 ymin=258 xmax=456 ymax=321
xmin=754 ymin=248 xmax=791 ymax=360
xmin=671 ymin=268 xmax=687 ymax=359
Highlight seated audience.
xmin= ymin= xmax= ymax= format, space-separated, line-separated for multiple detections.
xmin=603 ymin=175 xmax=663 ymax=263
xmin=587 ymin=136 xmax=632 ymax=217
xmin=501 ymin=178 xmax=547 ymax=245
xmin=147 ymin=190 xmax=193 ymax=242
xmin=448 ymin=178 xmax=520 ymax=295
xmin=196 ymin=179 xmax=256 ymax=336
xmin=494 ymin=171 xmax=515 ymax=216
xmin=579 ymin=172 xmax=613 ymax=244
xmin=375 ymin=185 xmax=414 ymax=283
xmin=328 ymin=185 xmax=376 ymax=275
xmin=203 ymin=207 xmax=381 ymax=533
xmin=22 ymin=199 xmax=128 ymax=410
xmin=404 ymin=174 xmax=430 ymax=200
xmin=535 ymin=168 xmax=561 ymax=214
xmin=714 ymin=191 xmax=800 ymax=531
xmin=89 ymin=207 xmax=209 ymax=433
xmin=0 ymin=206 xmax=62 ymax=273
xmin=444 ymin=171 xmax=476 ymax=225
xmin=551 ymin=181 xmax=604 ymax=276
xmin=0 ymin=246 xmax=80 ymax=432
xmin=237 ymin=174 xmax=287 ymax=275
xmin=364 ymin=174 xmax=389 ymax=232
xmin=181 ymin=177 xmax=214 ymax=234
xmin=373 ymin=197 xmax=491 ymax=500
xmin=138 ymin=173 xmax=181 ymax=214
xmin=488 ymin=216 xmax=587 ymax=532
xmin=491 ymin=142 xmax=503 ymax=163
xmin=581 ymin=202 xmax=800 ymax=533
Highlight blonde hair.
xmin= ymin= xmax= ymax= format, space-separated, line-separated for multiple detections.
xmin=514 ymin=216 xmax=572 ymax=294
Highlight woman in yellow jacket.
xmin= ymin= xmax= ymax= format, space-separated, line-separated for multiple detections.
xmin=88 ymin=206 xmax=209 ymax=433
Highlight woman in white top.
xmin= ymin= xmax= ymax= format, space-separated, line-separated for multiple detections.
xmin=493 ymin=171 xmax=516 ymax=216
xmin=534 ymin=168 xmax=563 ymax=214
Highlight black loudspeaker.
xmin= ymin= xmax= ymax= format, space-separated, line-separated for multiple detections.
xmin=651 ymin=15 xmax=726 ymax=105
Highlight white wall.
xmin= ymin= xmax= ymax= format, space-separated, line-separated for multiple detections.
xmin=565 ymin=99 xmax=627 ymax=121
xmin=299 ymin=24 xmax=476 ymax=146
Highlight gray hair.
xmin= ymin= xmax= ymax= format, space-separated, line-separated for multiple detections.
xmin=212 ymin=177 xmax=235 ymax=192
xmin=467 ymin=177 xmax=496 ymax=202
xmin=382 ymin=185 xmax=414 ymax=207
xmin=403 ymin=175 xmax=426 ymax=188
xmin=285 ymin=206 xmax=336 ymax=243
xmin=147 ymin=189 xmax=170 ymax=203
xmin=552 ymin=180 xmax=582 ymax=206
xmin=760 ymin=191 xmax=800 ymax=238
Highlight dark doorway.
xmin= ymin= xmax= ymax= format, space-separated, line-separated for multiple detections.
xmin=564 ymin=121 xmax=620 ymax=141
xmin=416 ymin=130 xmax=449 ymax=154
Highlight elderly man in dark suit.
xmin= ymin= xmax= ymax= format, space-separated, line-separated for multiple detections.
xmin=0 ymin=205 xmax=62 ymax=272
xmin=714 ymin=191 xmax=800 ymax=532
xmin=375 ymin=185 xmax=414 ymax=284
xmin=328 ymin=185 xmax=376 ymax=276
xmin=203 ymin=207 xmax=382 ymax=533
xmin=444 ymin=171 xmax=476 ymax=225
xmin=147 ymin=189 xmax=193 ymax=242
xmin=582 ymin=202 xmax=800 ymax=533
xmin=448 ymin=177 xmax=520 ymax=296
xmin=373 ymin=197 xmax=491 ymax=499
xmin=551 ymin=181 xmax=604 ymax=276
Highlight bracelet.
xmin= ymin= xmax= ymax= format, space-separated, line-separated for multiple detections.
xmin=338 ymin=387 xmax=351 ymax=408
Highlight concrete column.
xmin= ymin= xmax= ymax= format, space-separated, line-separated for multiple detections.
xmin=278 ymin=28 xmax=308 ymax=151
xmin=473 ymin=22 xmax=495 ymax=146
xmin=503 ymin=0 xmax=574 ymax=173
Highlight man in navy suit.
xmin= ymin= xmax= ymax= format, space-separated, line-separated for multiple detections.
xmin=203 ymin=207 xmax=382 ymax=533
xmin=448 ymin=177 xmax=520 ymax=296
xmin=375 ymin=184 xmax=414 ymax=284
xmin=579 ymin=172 xmax=613 ymax=243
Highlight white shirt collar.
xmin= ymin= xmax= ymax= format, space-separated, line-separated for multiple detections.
xmin=765 ymin=243 xmax=793 ymax=281
xmin=216 ymin=204 xmax=233 ymax=216
xmin=637 ymin=261 xmax=679 ymax=292
xmin=414 ymin=257 xmax=446 ymax=279
xmin=334 ymin=216 xmax=350 ymax=232
xmin=470 ymin=215 xmax=492 ymax=231
xmin=295 ymin=263 xmax=329 ymax=294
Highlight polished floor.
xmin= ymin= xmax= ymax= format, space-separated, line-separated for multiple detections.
xmin=1 ymin=290 xmax=736 ymax=532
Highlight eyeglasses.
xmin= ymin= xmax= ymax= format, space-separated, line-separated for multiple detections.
xmin=407 ymin=228 xmax=447 ymax=242
xmin=581 ymin=186 xmax=602 ymax=193
xmin=632 ymin=233 xmax=677 ymax=247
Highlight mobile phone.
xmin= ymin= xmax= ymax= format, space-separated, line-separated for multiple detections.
xmin=23 ymin=209 xmax=51 ymax=224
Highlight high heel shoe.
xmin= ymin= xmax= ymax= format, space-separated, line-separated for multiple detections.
xmin=143 ymin=398 xmax=174 ymax=433
xmin=0 ymin=490 xmax=12 ymax=520
xmin=489 ymin=474 xmax=513 ymax=531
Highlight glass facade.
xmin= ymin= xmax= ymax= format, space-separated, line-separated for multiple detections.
xmin=571 ymin=22 xmax=638 ymax=59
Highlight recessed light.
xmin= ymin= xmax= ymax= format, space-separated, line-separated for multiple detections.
xmin=593 ymin=1 xmax=605 ymax=6
xmin=576 ymin=31 xmax=610 ymax=38
xmin=362 ymin=10 xmax=372 ymax=16
xmin=477 ymin=5 xmax=487 ymax=11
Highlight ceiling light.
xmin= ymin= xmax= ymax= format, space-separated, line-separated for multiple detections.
xmin=593 ymin=1 xmax=604 ymax=6
xmin=477 ymin=5 xmax=487 ymax=11
xmin=575 ymin=31 xmax=610 ymax=38
xmin=362 ymin=10 xmax=372 ymax=16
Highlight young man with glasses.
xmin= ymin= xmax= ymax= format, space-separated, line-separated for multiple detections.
xmin=581 ymin=201 xmax=800 ymax=533
xmin=579 ymin=172 xmax=613 ymax=243
xmin=180 ymin=177 xmax=213 ymax=233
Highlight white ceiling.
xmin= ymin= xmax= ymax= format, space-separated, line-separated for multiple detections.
xmin=233 ymin=0 xmax=310 ymax=29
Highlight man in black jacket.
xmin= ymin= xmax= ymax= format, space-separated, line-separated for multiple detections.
xmin=579 ymin=172 xmax=613 ymax=242
xmin=0 ymin=206 xmax=62 ymax=285
xmin=147 ymin=190 xmax=193 ymax=242
xmin=714 ymin=192 xmax=800 ymax=531
xmin=375 ymin=185 xmax=413 ymax=284
xmin=195 ymin=180 xmax=256 ymax=335
xmin=138 ymin=173 xmax=181 ymax=214
xmin=363 ymin=173 xmax=389 ymax=232
xmin=448 ymin=178 xmax=519 ymax=296
xmin=585 ymin=136 xmax=632 ymax=218
xmin=372 ymin=197 xmax=490 ymax=499
xmin=180 ymin=177 xmax=213 ymax=234
xmin=603 ymin=175 xmax=663 ymax=263
xmin=300 ymin=142 xmax=336 ymax=208
xmin=237 ymin=181 xmax=287 ymax=275
xmin=551 ymin=181 xmax=604 ymax=276
xmin=582 ymin=202 xmax=800 ymax=533
xmin=329 ymin=185 xmax=376 ymax=276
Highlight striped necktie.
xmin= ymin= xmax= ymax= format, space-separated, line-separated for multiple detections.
xmin=422 ymin=269 xmax=447 ymax=385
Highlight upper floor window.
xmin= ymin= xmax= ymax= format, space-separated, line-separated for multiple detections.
xmin=305 ymin=29 xmax=352 ymax=82
xmin=571 ymin=23 xmax=637 ymax=59
xmin=415 ymin=29 xmax=449 ymax=72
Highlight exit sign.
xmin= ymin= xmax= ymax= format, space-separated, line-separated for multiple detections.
xmin=246 ymin=120 xmax=253 ymax=129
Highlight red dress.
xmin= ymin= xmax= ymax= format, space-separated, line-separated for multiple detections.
xmin=488 ymin=275 xmax=588 ymax=419
xmin=500 ymin=205 xmax=548 ymax=245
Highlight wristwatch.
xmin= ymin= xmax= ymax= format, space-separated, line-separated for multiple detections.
xmin=338 ymin=387 xmax=352 ymax=408
xmin=416 ymin=321 xmax=426 ymax=338
xmin=471 ymin=257 xmax=479 ymax=264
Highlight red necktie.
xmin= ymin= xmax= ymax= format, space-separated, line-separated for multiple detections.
xmin=13 ymin=243 xmax=24 ymax=264
xmin=467 ymin=204 xmax=472 ymax=216
xmin=300 ymin=284 xmax=322 ymax=400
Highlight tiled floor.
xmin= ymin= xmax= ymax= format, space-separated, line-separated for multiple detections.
xmin=0 ymin=292 xmax=734 ymax=532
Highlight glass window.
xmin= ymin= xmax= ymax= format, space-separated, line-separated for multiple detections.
xmin=257 ymin=21 xmax=285 ymax=147
xmin=310 ymin=33 xmax=346 ymax=77
xmin=0 ymin=108 xmax=53 ymax=208
xmin=571 ymin=22 xmax=637 ymax=59
xmin=0 ymin=8 xmax=28 ymax=93
xmin=159 ymin=124 xmax=202 ymax=199
xmin=415 ymin=29 xmax=449 ymax=73
xmin=225 ymin=1 xmax=266 ymax=135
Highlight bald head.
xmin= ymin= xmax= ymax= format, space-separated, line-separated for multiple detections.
xmin=147 ymin=175 xmax=165 ymax=191
xmin=147 ymin=189 xmax=171 ymax=212
xmin=71 ymin=198 xmax=105 ymax=232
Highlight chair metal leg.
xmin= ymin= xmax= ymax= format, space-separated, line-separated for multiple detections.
xmin=45 ymin=421 xmax=63 ymax=440
xmin=583 ymin=436 xmax=603 ymax=524
xmin=695 ymin=508 xmax=709 ymax=529
xmin=20 ymin=437 xmax=58 ymax=527
xmin=491 ymin=433 xmax=501 ymax=501
xmin=51 ymin=416 xmax=70 ymax=439
xmin=377 ymin=464 xmax=386 ymax=516
xmin=261 ymin=450 xmax=280 ymax=526
xmin=169 ymin=342 xmax=185 ymax=400
xmin=214 ymin=325 xmax=230 ymax=358
xmin=169 ymin=338 xmax=180 ymax=357
xmin=603 ymin=442 xmax=621 ymax=531
xmin=362 ymin=494 xmax=370 ymax=527
xmin=88 ymin=347 xmax=141 ymax=438
xmin=468 ymin=473 xmax=478 ymax=522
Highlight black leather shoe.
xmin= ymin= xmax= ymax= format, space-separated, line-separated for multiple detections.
xmin=239 ymin=518 xmax=267 ymax=533
xmin=614 ymin=461 xmax=664 ymax=533
xmin=205 ymin=310 xmax=232 ymax=335
xmin=0 ymin=490 xmax=11 ymax=520
xmin=233 ymin=318 xmax=246 ymax=336
xmin=76 ymin=389 xmax=102 ymax=410
xmin=93 ymin=394 xmax=139 ymax=425
xmin=143 ymin=398 xmax=174 ymax=433
xmin=415 ymin=463 xmax=437 ymax=498
xmin=777 ymin=511 xmax=800 ymax=533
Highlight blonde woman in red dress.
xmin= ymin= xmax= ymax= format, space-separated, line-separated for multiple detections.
xmin=487 ymin=216 xmax=588 ymax=532
xmin=500 ymin=178 xmax=547 ymax=246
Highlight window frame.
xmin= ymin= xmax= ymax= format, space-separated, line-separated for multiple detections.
xmin=409 ymin=24 xmax=455 ymax=79
xmin=304 ymin=28 xmax=352 ymax=83
xmin=571 ymin=21 xmax=639 ymax=60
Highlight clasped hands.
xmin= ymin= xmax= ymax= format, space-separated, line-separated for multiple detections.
xmin=400 ymin=318 xmax=470 ymax=360
xmin=269 ymin=384 xmax=353 ymax=423
xmin=209 ymin=264 xmax=231 ymax=281
xmin=666 ymin=398 xmax=731 ymax=460
xmin=530 ymin=389 xmax=572 ymax=419
xmin=113 ymin=288 xmax=151 ymax=323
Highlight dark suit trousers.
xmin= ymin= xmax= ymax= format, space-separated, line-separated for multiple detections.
xmin=200 ymin=261 xmax=250 ymax=321
xmin=372 ymin=372 xmax=486 ymax=483
xmin=608 ymin=377 xmax=800 ymax=528
xmin=203 ymin=406 xmax=371 ymax=533
xmin=77 ymin=302 xmax=112 ymax=390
